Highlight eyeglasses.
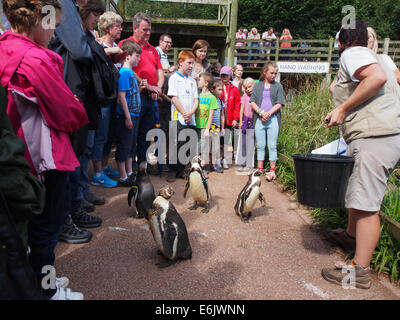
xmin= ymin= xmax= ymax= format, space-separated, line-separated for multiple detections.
xmin=163 ymin=40 xmax=173 ymax=45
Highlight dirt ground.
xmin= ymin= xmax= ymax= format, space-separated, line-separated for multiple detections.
xmin=54 ymin=161 xmax=400 ymax=300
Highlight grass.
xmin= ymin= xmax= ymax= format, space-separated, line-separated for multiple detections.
xmin=275 ymin=80 xmax=400 ymax=283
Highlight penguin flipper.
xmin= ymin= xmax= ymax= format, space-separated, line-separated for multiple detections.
xmin=128 ymin=186 xmax=138 ymax=207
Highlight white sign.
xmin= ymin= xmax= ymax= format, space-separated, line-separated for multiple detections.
xmin=277 ymin=61 xmax=330 ymax=74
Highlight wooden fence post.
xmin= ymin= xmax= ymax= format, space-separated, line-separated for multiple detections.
xmin=227 ymin=0 xmax=239 ymax=67
xmin=384 ymin=38 xmax=390 ymax=55
xmin=173 ymin=48 xmax=178 ymax=67
xmin=275 ymin=38 xmax=280 ymax=61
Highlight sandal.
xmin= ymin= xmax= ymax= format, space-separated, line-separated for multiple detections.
xmin=325 ymin=228 xmax=356 ymax=253
xmin=265 ymin=169 xmax=276 ymax=182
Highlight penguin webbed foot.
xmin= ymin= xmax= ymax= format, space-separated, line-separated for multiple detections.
xmin=156 ymin=259 xmax=178 ymax=269
xmin=241 ymin=217 xmax=250 ymax=223
xmin=188 ymin=202 xmax=198 ymax=211
xmin=241 ymin=213 xmax=251 ymax=223
xmin=132 ymin=211 xmax=145 ymax=219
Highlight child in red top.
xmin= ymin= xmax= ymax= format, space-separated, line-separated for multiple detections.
xmin=219 ymin=66 xmax=241 ymax=169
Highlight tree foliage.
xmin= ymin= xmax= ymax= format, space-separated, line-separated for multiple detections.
xmin=122 ymin=0 xmax=400 ymax=40
xmin=125 ymin=0 xmax=217 ymax=20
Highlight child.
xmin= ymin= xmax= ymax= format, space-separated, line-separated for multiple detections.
xmin=219 ymin=66 xmax=241 ymax=169
xmin=210 ymin=80 xmax=226 ymax=173
xmin=113 ymin=40 xmax=142 ymax=187
xmin=0 ymin=0 xmax=87 ymax=300
xmin=196 ymin=72 xmax=218 ymax=176
xmin=166 ymin=50 xmax=199 ymax=182
xmin=237 ymin=77 xmax=256 ymax=172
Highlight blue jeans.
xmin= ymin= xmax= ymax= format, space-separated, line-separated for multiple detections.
xmin=255 ymin=115 xmax=279 ymax=161
xmin=28 ymin=170 xmax=67 ymax=298
xmin=92 ymin=106 xmax=111 ymax=162
xmin=103 ymin=103 xmax=117 ymax=158
xmin=64 ymin=130 xmax=95 ymax=215
xmin=248 ymin=42 xmax=259 ymax=62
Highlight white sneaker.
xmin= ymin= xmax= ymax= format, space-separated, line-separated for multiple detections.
xmin=56 ymin=277 xmax=69 ymax=289
xmin=222 ymin=158 xmax=229 ymax=169
xmin=50 ymin=287 xmax=84 ymax=300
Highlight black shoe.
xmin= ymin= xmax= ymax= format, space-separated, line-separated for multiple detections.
xmin=81 ymin=198 xmax=95 ymax=212
xmin=59 ymin=215 xmax=92 ymax=244
xmin=166 ymin=170 xmax=176 ymax=182
xmin=118 ymin=178 xmax=133 ymax=187
xmin=208 ymin=164 xmax=215 ymax=172
xmin=147 ymin=164 xmax=160 ymax=176
xmin=84 ymin=192 xmax=105 ymax=206
xmin=71 ymin=207 xmax=102 ymax=229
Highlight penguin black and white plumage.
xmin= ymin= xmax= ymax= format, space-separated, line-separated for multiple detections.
xmin=148 ymin=186 xmax=192 ymax=268
xmin=128 ymin=162 xmax=156 ymax=219
xmin=183 ymin=156 xmax=211 ymax=213
xmin=234 ymin=169 xmax=266 ymax=222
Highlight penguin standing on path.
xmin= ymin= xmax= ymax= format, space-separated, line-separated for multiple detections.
xmin=128 ymin=162 xmax=155 ymax=219
xmin=148 ymin=186 xmax=192 ymax=268
xmin=235 ymin=169 xmax=266 ymax=222
xmin=183 ymin=156 xmax=211 ymax=213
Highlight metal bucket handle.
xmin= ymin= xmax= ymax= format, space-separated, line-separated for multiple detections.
xmin=304 ymin=119 xmax=341 ymax=157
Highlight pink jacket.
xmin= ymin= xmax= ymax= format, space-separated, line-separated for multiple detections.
xmin=0 ymin=31 xmax=88 ymax=177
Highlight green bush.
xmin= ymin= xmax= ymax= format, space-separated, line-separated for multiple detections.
xmin=276 ymin=81 xmax=400 ymax=282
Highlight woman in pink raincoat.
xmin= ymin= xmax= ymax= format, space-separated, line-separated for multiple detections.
xmin=0 ymin=0 xmax=88 ymax=299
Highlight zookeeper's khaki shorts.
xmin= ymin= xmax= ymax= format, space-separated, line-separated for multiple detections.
xmin=345 ymin=134 xmax=400 ymax=212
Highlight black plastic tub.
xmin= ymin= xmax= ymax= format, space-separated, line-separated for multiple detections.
xmin=292 ymin=153 xmax=355 ymax=209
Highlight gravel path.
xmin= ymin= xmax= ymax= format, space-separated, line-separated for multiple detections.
xmin=54 ymin=165 xmax=400 ymax=300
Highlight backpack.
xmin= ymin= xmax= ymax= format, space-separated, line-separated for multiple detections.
xmin=86 ymin=32 xmax=119 ymax=106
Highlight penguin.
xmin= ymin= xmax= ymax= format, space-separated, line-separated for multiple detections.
xmin=128 ymin=161 xmax=156 ymax=219
xmin=234 ymin=169 xmax=266 ymax=222
xmin=148 ymin=186 xmax=192 ymax=268
xmin=183 ymin=156 xmax=211 ymax=213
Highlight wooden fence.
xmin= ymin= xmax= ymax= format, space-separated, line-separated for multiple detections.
xmin=164 ymin=39 xmax=400 ymax=74
xmin=234 ymin=38 xmax=400 ymax=74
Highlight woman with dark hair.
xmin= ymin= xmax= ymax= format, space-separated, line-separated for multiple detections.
xmin=191 ymin=39 xmax=212 ymax=82
xmin=323 ymin=20 xmax=400 ymax=289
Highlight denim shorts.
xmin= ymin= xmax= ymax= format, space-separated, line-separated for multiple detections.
xmin=115 ymin=114 xmax=140 ymax=162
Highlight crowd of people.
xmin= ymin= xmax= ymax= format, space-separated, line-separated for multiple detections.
xmin=236 ymin=26 xmax=293 ymax=64
xmin=0 ymin=0 xmax=283 ymax=300
xmin=0 ymin=0 xmax=400 ymax=300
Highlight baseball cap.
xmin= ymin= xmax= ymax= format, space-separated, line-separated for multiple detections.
xmin=220 ymin=66 xmax=233 ymax=76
